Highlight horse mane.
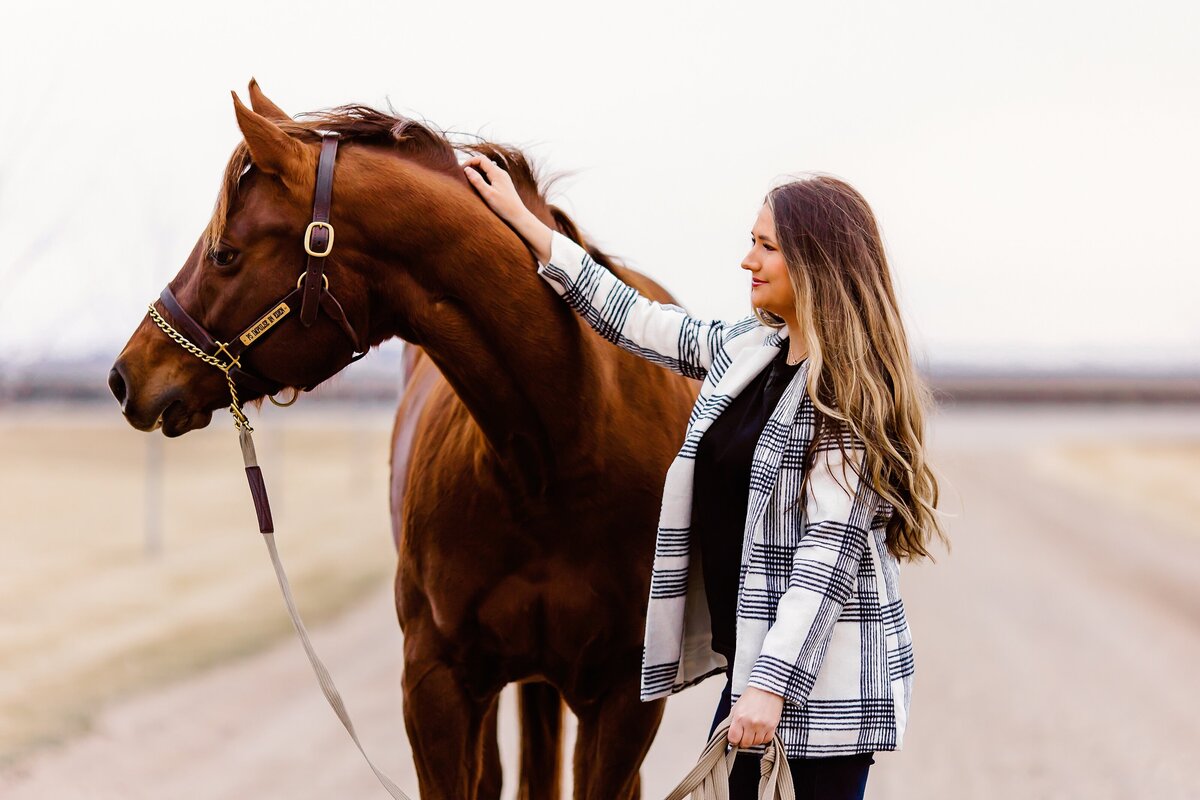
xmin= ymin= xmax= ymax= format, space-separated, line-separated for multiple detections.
xmin=204 ymin=103 xmax=634 ymax=279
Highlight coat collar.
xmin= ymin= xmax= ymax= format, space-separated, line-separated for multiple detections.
xmin=762 ymin=323 xmax=788 ymax=349
xmin=708 ymin=321 xmax=791 ymax=401
xmin=741 ymin=355 xmax=810 ymax=547
xmin=703 ymin=319 xmax=810 ymax=558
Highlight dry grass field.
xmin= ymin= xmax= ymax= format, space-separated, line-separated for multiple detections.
xmin=1 ymin=402 xmax=1198 ymax=799
xmin=0 ymin=403 xmax=399 ymax=763
xmin=1028 ymin=441 xmax=1200 ymax=534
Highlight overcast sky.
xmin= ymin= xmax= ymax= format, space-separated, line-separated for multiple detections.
xmin=1 ymin=0 xmax=1196 ymax=371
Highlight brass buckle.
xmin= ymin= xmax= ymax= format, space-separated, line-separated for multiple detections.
xmin=304 ymin=221 xmax=335 ymax=257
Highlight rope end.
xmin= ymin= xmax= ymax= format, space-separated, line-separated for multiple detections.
xmin=244 ymin=465 xmax=274 ymax=533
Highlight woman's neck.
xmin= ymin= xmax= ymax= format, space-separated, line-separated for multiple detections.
xmin=782 ymin=320 xmax=807 ymax=363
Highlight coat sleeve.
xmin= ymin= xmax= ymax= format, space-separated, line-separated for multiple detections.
xmin=536 ymin=229 xmax=736 ymax=381
xmin=743 ymin=434 xmax=884 ymax=707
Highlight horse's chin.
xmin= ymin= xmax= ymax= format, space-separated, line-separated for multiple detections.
xmin=159 ymin=402 xmax=214 ymax=437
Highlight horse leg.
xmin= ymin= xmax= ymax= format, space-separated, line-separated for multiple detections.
xmin=518 ymin=681 xmax=564 ymax=800
xmin=403 ymin=656 xmax=499 ymax=800
xmin=479 ymin=693 xmax=503 ymax=800
xmin=569 ymin=678 xmax=666 ymax=800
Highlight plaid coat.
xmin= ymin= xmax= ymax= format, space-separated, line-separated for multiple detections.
xmin=537 ymin=231 xmax=915 ymax=758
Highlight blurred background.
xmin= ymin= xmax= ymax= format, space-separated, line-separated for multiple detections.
xmin=1 ymin=1 xmax=1197 ymax=798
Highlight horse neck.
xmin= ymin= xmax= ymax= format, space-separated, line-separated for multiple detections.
xmin=350 ymin=174 xmax=605 ymax=493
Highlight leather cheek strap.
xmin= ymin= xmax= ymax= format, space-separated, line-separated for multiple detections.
xmin=299 ymin=135 xmax=340 ymax=327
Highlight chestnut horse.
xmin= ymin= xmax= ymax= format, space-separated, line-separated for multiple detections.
xmin=109 ymin=80 xmax=702 ymax=799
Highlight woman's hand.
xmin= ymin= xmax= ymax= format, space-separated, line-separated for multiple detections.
xmin=727 ymin=686 xmax=785 ymax=749
xmin=462 ymin=155 xmax=553 ymax=266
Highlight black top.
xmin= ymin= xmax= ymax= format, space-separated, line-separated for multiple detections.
xmin=692 ymin=345 xmax=805 ymax=666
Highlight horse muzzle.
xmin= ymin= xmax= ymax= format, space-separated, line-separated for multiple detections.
xmin=109 ymin=353 xmax=217 ymax=436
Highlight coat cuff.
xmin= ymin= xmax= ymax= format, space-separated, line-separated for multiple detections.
xmin=535 ymin=229 xmax=586 ymax=287
xmin=745 ymin=655 xmax=817 ymax=707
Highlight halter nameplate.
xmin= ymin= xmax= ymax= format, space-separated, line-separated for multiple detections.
xmin=239 ymin=302 xmax=292 ymax=346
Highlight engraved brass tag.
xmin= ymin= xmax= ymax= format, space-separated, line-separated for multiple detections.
xmin=239 ymin=302 xmax=291 ymax=346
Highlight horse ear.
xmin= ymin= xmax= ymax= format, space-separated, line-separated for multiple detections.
xmin=231 ymin=90 xmax=309 ymax=187
xmin=248 ymin=77 xmax=290 ymax=121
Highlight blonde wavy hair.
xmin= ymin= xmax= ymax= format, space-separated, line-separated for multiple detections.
xmin=754 ymin=174 xmax=949 ymax=562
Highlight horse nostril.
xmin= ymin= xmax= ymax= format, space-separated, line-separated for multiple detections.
xmin=108 ymin=366 xmax=127 ymax=406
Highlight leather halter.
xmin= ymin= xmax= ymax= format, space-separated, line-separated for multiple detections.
xmin=148 ymin=132 xmax=367 ymax=403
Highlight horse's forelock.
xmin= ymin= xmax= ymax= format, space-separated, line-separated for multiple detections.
xmin=203 ymin=141 xmax=253 ymax=259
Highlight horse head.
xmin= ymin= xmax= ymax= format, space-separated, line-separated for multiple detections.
xmin=110 ymin=80 xmax=381 ymax=435
xmin=109 ymin=78 xmax=638 ymax=460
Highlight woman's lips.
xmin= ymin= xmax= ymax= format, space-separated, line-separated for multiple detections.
xmin=751 ymin=279 xmax=766 ymax=286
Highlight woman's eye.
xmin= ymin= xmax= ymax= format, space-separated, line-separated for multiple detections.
xmin=211 ymin=248 xmax=238 ymax=267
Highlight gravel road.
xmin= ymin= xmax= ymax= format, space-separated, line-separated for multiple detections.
xmin=2 ymin=405 xmax=1197 ymax=799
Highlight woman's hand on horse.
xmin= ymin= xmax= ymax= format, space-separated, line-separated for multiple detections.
xmin=463 ymin=155 xmax=553 ymax=266
xmin=727 ymin=686 xmax=785 ymax=748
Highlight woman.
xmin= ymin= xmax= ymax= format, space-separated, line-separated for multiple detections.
xmin=464 ymin=156 xmax=946 ymax=800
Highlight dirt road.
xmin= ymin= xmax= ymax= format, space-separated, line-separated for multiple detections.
xmin=1 ymin=405 xmax=1197 ymax=798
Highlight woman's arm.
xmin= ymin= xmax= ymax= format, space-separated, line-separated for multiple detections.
xmin=536 ymin=229 xmax=739 ymax=380
xmin=743 ymin=435 xmax=884 ymax=707
xmin=464 ymin=156 xmax=739 ymax=381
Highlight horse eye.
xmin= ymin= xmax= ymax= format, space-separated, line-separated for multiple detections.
xmin=211 ymin=248 xmax=239 ymax=267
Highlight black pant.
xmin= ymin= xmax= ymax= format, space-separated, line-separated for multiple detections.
xmin=708 ymin=672 xmax=874 ymax=800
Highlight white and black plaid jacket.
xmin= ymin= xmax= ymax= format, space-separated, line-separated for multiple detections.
xmin=537 ymin=231 xmax=915 ymax=758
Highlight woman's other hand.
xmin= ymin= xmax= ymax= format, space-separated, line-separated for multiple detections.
xmin=463 ymin=155 xmax=553 ymax=265
xmin=727 ymin=686 xmax=785 ymax=748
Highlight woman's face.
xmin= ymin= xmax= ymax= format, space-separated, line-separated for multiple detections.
xmin=742 ymin=203 xmax=796 ymax=322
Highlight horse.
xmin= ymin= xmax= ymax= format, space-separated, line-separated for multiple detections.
xmin=109 ymin=79 xmax=702 ymax=799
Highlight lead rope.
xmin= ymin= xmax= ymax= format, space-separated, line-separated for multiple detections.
xmin=663 ymin=717 xmax=795 ymax=800
xmin=150 ymin=297 xmax=414 ymax=797
xmin=238 ymin=427 xmax=415 ymax=800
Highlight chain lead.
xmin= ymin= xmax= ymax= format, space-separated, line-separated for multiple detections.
xmin=148 ymin=303 xmax=253 ymax=432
